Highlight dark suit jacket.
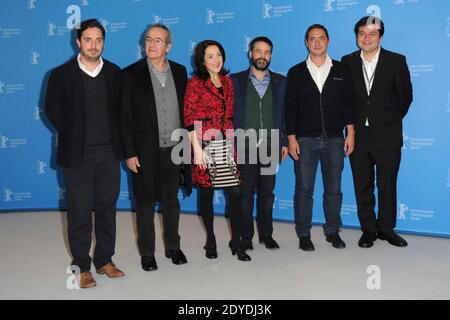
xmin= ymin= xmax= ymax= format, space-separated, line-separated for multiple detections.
xmin=119 ymin=59 xmax=192 ymax=202
xmin=231 ymin=69 xmax=288 ymax=153
xmin=45 ymin=58 xmax=122 ymax=168
xmin=341 ymin=48 xmax=413 ymax=148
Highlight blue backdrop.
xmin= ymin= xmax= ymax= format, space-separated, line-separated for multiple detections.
xmin=1 ymin=0 xmax=449 ymax=237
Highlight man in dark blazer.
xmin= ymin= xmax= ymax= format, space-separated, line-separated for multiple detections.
xmin=231 ymin=36 xmax=288 ymax=250
xmin=341 ymin=16 xmax=413 ymax=248
xmin=119 ymin=23 xmax=191 ymax=271
xmin=45 ymin=19 xmax=124 ymax=289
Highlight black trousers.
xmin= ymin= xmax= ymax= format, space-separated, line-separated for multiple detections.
xmin=198 ymin=186 xmax=243 ymax=250
xmin=63 ymin=144 xmax=120 ymax=273
xmin=238 ymin=162 xmax=276 ymax=241
xmin=136 ymin=147 xmax=181 ymax=256
xmin=350 ymin=128 xmax=401 ymax=235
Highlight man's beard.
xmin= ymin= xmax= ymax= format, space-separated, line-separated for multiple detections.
xmin=252 ymin=58 xmax=270 ymax=71
xmin=82 ymin=49 xmax=101 ymax=61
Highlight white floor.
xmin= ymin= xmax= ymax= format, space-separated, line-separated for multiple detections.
xmin=0 ymin=211 xmax=449 ymax=300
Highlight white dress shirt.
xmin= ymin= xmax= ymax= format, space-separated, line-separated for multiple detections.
xmin=306 ymin=54 xmax=333 ymax=94
xmin=77 ymin=53 xmax=104 ymax=78
xmin=360 ymin=46 xmax=380 ymax=95
xmin=360 ymin=47 xmax=381 ymax=126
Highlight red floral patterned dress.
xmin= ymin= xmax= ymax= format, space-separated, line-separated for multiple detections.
xmin=184 ymin=75 xmax=237 ymax=187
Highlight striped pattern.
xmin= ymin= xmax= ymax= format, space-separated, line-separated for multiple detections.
xmin=204 ymin=139 xmax=239 ymax=188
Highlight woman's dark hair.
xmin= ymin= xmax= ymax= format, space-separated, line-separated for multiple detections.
xmin=354 ymin=16 xmax=385 ymax=37
xmin=193 ymin=40 xmax=229 ymax=80
xmin=76 ymin=18 xmax=105 ymax=40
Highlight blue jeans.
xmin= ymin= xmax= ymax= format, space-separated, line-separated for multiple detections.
xmin=294 ymin=137 xmax=344 ymax=237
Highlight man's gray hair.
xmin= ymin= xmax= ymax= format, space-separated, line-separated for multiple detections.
xmin=146 ymin=23 xmax=172 ymax=44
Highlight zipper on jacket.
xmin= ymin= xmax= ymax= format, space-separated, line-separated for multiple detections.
xmin=257 ymin=99 xmax=264 ymax=146
xmin=319 ymin=89 xmax=328 ymax=139
xmin=259 ymin=99 xmax=264 ymax=129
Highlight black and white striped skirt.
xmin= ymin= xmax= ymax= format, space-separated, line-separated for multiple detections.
xmin=203 ymin=139 xmax=239 ymax=188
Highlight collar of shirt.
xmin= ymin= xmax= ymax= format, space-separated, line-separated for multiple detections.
xmin=249 ymin=68 xmax=270 ymax=98
xmin=360 ymin=46 xmax=380 ymax=72
xmin=147 ymin=58 xmax=170 ymax=73
xmin=77 ymin=53 xmax=103 ymax=78
xmin=306 ymin=54 xmax=333 ymax=93
xmin=147 ymin=58 xmax=170 ymax=87
xmin=306 ymin=54 xmax=333 ymax=70
xmin=249 ymin=68 xmax=270 ymax=82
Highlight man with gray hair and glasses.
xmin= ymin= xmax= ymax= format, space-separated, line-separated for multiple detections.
xmin=119 ymin=23 xmax=192 ymax=271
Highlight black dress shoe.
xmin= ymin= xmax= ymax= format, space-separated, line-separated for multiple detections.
xmin=259 ymin=237 xmax=280 ymax=249
xmin=231 ymin=248 xmax=251 ymax=261
xmin=241 ymin=239 xmax=254 ymax=251
xmin=165 ymin=249 xmax=188 ymax=265
xmin=325 ymin=233 xmax=346 ymax=249
xmin=377 ymin=232 xmax=408 ymax=247
xmin=228 ymin=240 xmax=253 ymax=251
xmin=299 ymin=237 xmax=315 ymax=251
xmin=203 ymin=244 xmax=218 ymax=259
xmin=358 ymin=233 xmax=377 ymax=248
xmin=141 ymin=255 xmax=158 ymax=271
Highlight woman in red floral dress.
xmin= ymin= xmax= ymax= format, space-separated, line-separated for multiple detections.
xmin=184 ymin=40 xmax=251 ymax=261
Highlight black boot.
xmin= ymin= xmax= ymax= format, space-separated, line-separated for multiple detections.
xmin=204 ymin=240 xmax=217 ymax=259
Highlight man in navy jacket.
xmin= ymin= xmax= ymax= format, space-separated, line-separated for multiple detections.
xmin=231 ymin=36 xmax=288 ymax=250
xmin=285 ymin=24 xmax=355 ymax=252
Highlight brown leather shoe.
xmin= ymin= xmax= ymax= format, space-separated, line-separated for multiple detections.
xmin=96 ymin=263 xmax=125 ymax=278
xmin=77 ymin=271 xmax=96 ymax=289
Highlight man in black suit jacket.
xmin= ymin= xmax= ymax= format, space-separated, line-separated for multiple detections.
xmin=231 ymin=36 xmax=288 ymax=251
xmin=341 ymin=16 xmax=413 ymax=248
xmin=45 ymin=19 xmax=124 ymax=288
xmin=119 ymin=24 xmax=191 ymax=271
